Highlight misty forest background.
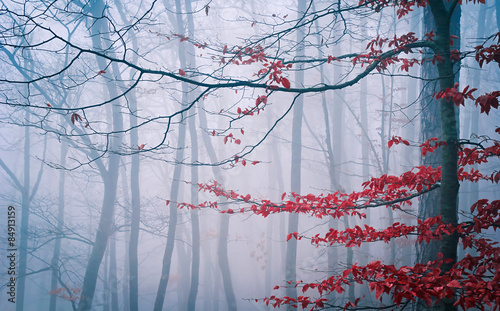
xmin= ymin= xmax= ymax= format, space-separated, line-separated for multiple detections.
xmin=0 ymin=0 xmax=499 ymax=311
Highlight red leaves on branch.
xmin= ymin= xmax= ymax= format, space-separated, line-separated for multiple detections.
xmin=388 ymin=135 xmax=410 ymax=148
xmin=435 ymin=83 xmax=476 ymax=107
xmin=70 ymin=113 xmax=82 ymax=124
xmin=138 ymin=144 xmax=145 ymax=151
xmin=475 ymin=32 xmax=500 ymax=68
xmin=425 ymin=30 xmax=435 ymax=41
xmin=97 ymin=70 xmax=106 ymax=75
xmin=235 ymin=95 xmax=268 ymax=119
xmin=458 ymin=141 xmax=500 ymax=167
xmin=475 ymin=91 xmax=500 ymax=115
xmin=419 ymin=137 xmax=447 ymax=157
xmin=433 ymin=83 xmax=499 ymax=115
xmin=286 ymin=232 xmax=300 ymax=242
xmin=224 ymin=132 xmax=243 ymax=145
xmin=179 ymin=69 xmax=186 ymax=76
xmin=256 ymin=95 xmax=267 ymax=105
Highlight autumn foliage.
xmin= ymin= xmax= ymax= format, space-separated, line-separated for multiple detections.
xmin=187 ymin=135 xmax=500 ymax=310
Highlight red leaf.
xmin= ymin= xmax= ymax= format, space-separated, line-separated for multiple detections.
xmin=492 ymin=171 xmax=500 ymax=183
xmin=97 ymin=70 xmax=106 ymax=75
xmin=256 ymin=95 xmax=268 ymax=106
xmin=212 ymin=130 xmax=216 ymax=136
xmin=179 ymin=69 xmax=186 ymax=76
xmin=242 ymin=159 xmax=246 ymax=166
xmin=46 ymin=103 xmax=52 ymax=107
xmin=138 ymin=144 xmax=145 ymax=151
xmin=235 ymin=139 xmax=241 ymax=145
xmin=166 ymin=200 xmax=170 ymax=206
xmin=251 ymin=161 xmax=259 ymax=165
xmin=273 ymin=285 xmax=279 ymax=290
xmin=447 ymin=280 xmax=461 ymax=288
xmin=286 ymin=233 xmax=292 ymax=241
xmin=240 ymin=129 xmax=245 ymax=135
xmin=281 ymin=78 xmax=291 ymax=90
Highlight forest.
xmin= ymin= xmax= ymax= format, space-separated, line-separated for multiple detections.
xmin=0 ymin=0 xmax=499 ymax=310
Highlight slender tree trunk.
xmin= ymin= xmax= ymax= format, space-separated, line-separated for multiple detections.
xmin=153 ymin=117 xmax=186 ymax=311
xmin=103 ymin=246 xmax=110 ymax=311
xmin=198 ymin=98 xmax=238 ymax=311
xmin=77 ymin=1 xmax=124 ymax=309
xmin=17 ymin=110 xmax=31 ymax=311
xmin=110 ymin=233 xmax=119 ymax=311
xmin=183 ymin=0 xmax=201 ymax=309
xmin=111 ymin=2 xmax=141 ymax=310
xmin=187 ymin=79 xmax=200 ymax=311
xmin=49 ymin=141 xmax=68 ymax=311
xmin=285 ymin=1 xmax=306 ymax=306
xmin=153 ymin=0 xmax=193 ymax=308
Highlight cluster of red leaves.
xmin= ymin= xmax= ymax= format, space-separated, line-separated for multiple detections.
xmin=387 ymin=135 xmax=410 ymax=148
xmin=223 ymin=132 xmax=241 ymax=145
xmin=218 ymin=44 xmax=268 ymax=66
xmin=475 ymin=32 xmax=500 ymax=68
xmin=70 ymin=112 xmax=82 ymax=124
xmin=458 ymin=141 xmax=500 ymax=166
xmin=256 ymin=60 xmax=292 ymax=90
xmin=196 ymin=159 xmax=441 ymax=219
xmin=476 ymin=91 xmax=500 ymax=115
xmin=233 ymin=155 xmax=259 ymax=167
xmin=434 ymin=83 xmax=476 ymax=107
xmin=235 ymin=95 xmax=268 ymax=117
xmin=48 ymin=286 xmax=81 ymax=302
xmin=262 ymin=294 xmax=328 ymax=309
xmin=419 ymin=137 xmax=447 ymax=157
xmin=351 ymin=32 xmax=423 ymax=72
xmin=304 ymin=215 xmax=449 ymax=248
xmin=433 ymin=83 xmax=500 ymax=115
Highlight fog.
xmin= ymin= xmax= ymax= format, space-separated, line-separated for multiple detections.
xmin=0 ymin=1 xmax=499 ymax=311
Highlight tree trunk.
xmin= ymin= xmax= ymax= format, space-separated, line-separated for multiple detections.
xmin=49 ymin=141 xmax=68 ymax=311
xmin=153 ymin=117 xmax=187 ymax=311
xmin=16 ymin=110 xmax=31 ymax=311
xmin=198 ymin=97 xmax=238 ymax=311
xmin=77 ymin=1 xmax=124 ymax=309
xmin=109 ymin=233 xmax=119 ymax=311
xmin=285 ymin=1 xmax=306 ymax=306
xmin=186 ymin=76 xmax=200 ymax=311
xmin=422 ymin=1 xmax=461 ymax=310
